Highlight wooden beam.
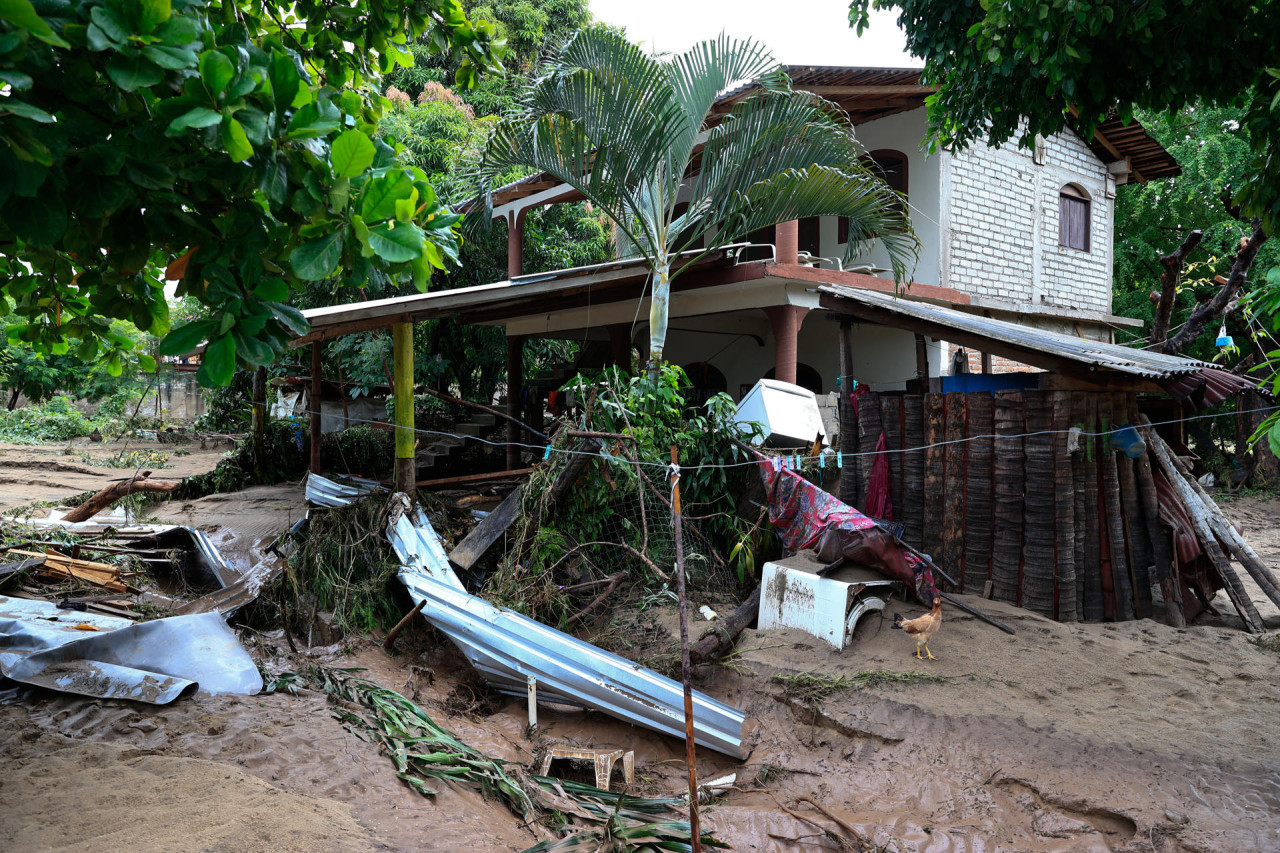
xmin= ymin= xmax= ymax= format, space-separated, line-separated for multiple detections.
xmin=416 ymin=467 xmax=533 ymax=490
xmin=1091 ymin=126 xmax=1146 ymax=183
xmin=392 ymin=321 xmax=415 ymax=493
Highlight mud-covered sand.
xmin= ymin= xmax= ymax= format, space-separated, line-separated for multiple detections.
xmin=0 ymin=438 xmax=229 ymax=513
xmin=1 ymin=482 xmax=1279 ymax=852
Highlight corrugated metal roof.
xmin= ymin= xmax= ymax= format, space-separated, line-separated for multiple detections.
xmin=817 ymin=284 xmax=1211 ymax=380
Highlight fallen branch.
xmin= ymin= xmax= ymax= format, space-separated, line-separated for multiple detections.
xmin=567 ymin=572 xmax=627 ymax=625
xmin=690 ymin=586 xmax=761 ymax=665
xmin=795 ymin=796 xmax=876 ymax=850
xmin=61 ymin=472 xmax=181 ymax=523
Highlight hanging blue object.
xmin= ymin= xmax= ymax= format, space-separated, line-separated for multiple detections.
xmin=1216 ymin=321 xmax=1234 ymax=349
xmin=1110 ymin=424 xmax=1147 ymax=459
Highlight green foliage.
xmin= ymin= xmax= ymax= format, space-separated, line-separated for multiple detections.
xmin=320 ymin=424 xmax=395 ymax=478
xmin=850 ymin=1 xmax=1280 ymax=233
xmin=473 ymin=28 xmax=917 ymax=365
xmin=193 ymin=368 xmax=254 ymax=432
xmin=0 ymin=396 xmax=94 ymax=442
xmin=2 ymin=314 xmax=155 ymax=406
xmin=0 ymin=0 xmax=502 ymax=388
xmin=178 ymin=418 xmax=307 ymax=496
xmin=286 ymin=496 xmax=405 ymax=635
xmin=1111 ymin=103 xmax=1280 ymax=360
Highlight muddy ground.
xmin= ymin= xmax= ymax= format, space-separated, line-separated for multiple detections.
xmin=0 ymin=437 xmax=232 ymax=513
xmin=1 ymin=456 xmax=1279 ymax=852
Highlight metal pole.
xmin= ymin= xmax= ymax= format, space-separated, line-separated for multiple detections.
xmin=669 ymin=445 xmax=701 ymax=852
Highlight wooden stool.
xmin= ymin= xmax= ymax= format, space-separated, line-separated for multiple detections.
xmin=539 ymin=746 xmax=635 ymax=792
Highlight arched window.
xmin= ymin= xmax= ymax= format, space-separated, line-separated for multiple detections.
xmin=1059 ymin=184 xmax=1091 ymax=252
xmin=842 ymin=150 xmax=909 ymax=242
xmin=764 ymin=363 xmax=823 ymax=394
xmin=683 ymin=362 xmax=728 ymax=407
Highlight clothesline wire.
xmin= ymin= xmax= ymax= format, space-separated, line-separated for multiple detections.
xmin=286 ymin=401 xmax=1280 ymax=471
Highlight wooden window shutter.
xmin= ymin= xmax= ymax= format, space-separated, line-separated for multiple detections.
xmin=1058 ymin=187 xmax=1090 ymax=252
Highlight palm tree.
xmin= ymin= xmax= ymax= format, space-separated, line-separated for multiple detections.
xmin=473 ymin=28 xmax=919 ymax=375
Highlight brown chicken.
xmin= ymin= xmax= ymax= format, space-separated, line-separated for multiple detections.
xmin=892 ymin=598 xmax=942 ymax=660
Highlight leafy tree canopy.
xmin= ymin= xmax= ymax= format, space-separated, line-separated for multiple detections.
xmin=850 ymin=1 xmax=1280 ymax=233
xmin=1113 ymin=103 xmax=1279 ymax=354
xmin=0 ymin=0 xmax=502 ymax=386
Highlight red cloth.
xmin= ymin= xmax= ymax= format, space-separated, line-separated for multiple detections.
xmin=758 ymin=457 xmax=937 ymax=603
xmin=865 ymin=431 xmax=893 ymax=522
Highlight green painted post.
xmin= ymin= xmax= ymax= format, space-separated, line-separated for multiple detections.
xmin=393 ymin=322 xmax=415 ymax=493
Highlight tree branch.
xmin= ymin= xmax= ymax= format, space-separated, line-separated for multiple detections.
xmin=1158 ymin=220 xmax=1268 ymax=355
xmin=1149 ymin=229 xmax=1203 ymax=346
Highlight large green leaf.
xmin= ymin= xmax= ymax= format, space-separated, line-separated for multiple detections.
xmin=106 ymin=52 xmax=166 ymax=91
xmin=290 ymin=230 xmax=344 ymax=280
xmin=3 ymin=0 xmax=70 ymax=47
xmin=168 ymin=106 xmax=222 ymax=134
xmin=87 ymin=5 xmax=129 ymax=49
xmin=198 ymin=333 xmax=236 ymax=386
xmin=138 ymin=0 xmax=171 ymax=33
xmin=220 ymin=117 xmax=252 ymax=162
xmin=366 ymin=221 xmax=425 ymax=263
xmin=199 ymin=51 xmax=235 ymax=98
xmin=360 ymin=171 xmax=415 ymax=221
xmin=157 ymin=319 xmax=215 ymax=355
xmin=330 ymin=129 xmax=376 ymax=179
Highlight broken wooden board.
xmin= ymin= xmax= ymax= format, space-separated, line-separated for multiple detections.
xmin=5 ymin=549 xmax=134 ymax=594
xmin=449 ymin=485 xmax=524 ymax=572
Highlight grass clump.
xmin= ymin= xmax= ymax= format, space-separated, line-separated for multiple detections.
xmin=285 ymin=494 xmax=403 ymax=636
xmin=772 ymin=669 xmax=947 ymax=711
xmin=1252 ymin=633 xmax=1280 ymax=653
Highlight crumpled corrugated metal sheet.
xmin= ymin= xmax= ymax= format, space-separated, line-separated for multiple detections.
xmin=0 ymin=596 xmax=261 ymax=701
xmin=305 ymin=474 xmax=747 ymax=758
xmin=304 ymin=472 xmax=386 ymax=508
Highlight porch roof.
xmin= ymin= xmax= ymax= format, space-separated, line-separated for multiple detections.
xmin=291 ymin=251 xmax=971 ymax=348
xmin=816 ymin=283 xmax=1256 ymax=409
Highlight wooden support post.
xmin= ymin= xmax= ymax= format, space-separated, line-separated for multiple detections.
xmin=915 ymin=334 xmax=930 ymax=385
xmin=1146 ymin=422 xmax=1266 ymax=633
xmin=775 ymin=219 xmax=798 ymax=265
xmin=250 ymin=365 xmax=267 ymax=483
xmin=310 ymin=342 xmax=323 ymax=475
xmin=392 ymin=321 xmax=415 ymax=494
xmin=506 ymin=335 xmax=525 ymax=471
xmin=670 ymin=445 xmax=701 ymax=853
xmin=837 ymin=320 xmax=859 ymax=505
xmin=1134 ymin=446 xmax=1185 ymax=627
xmin=507 ymin=210 xmax=525 ymax=279
xmin=981 ymin=351 xmax=993 ymax=375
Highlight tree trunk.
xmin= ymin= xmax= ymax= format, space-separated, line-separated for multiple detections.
xmin=647 ymin=261 xmax=671 ymax=379
xmin=6 ymin=387 xmax=18 ymax=411
xmin=1150 ymin=229 xmax=1204 ymax=347
xmin=1158 ymin=221 xmax=1268 ymax=355
xmin=250 ymin=365 xmax=267 ymax=483
xmin=689 ymin=586 xmax=761 ymax=665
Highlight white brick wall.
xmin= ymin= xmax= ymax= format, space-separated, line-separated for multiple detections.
xmin=943 ymin=129 xmax=1113 ymax=315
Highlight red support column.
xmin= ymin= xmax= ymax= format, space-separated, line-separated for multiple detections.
xmin=505 ymin=335 xmax=525 ymax=470
xmin=775 ymin=219 xmax=799 ymax=265
xmin=507 ymin=209 xmax=526 ymax=279
xmin=763 ymin=305 xmax=809 ymax=386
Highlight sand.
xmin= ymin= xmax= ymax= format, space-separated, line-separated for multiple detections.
xmin=0 ymin=438 xmax=228 ymax=513
xmin=2 ymin=474 xmax=1279 ymax=852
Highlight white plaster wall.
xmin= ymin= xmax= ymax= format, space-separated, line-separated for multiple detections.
xmin=834 ymin=107 xmax=942 ymax=288
xmin=945 ymin=129 xmax=1113 ymax=314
